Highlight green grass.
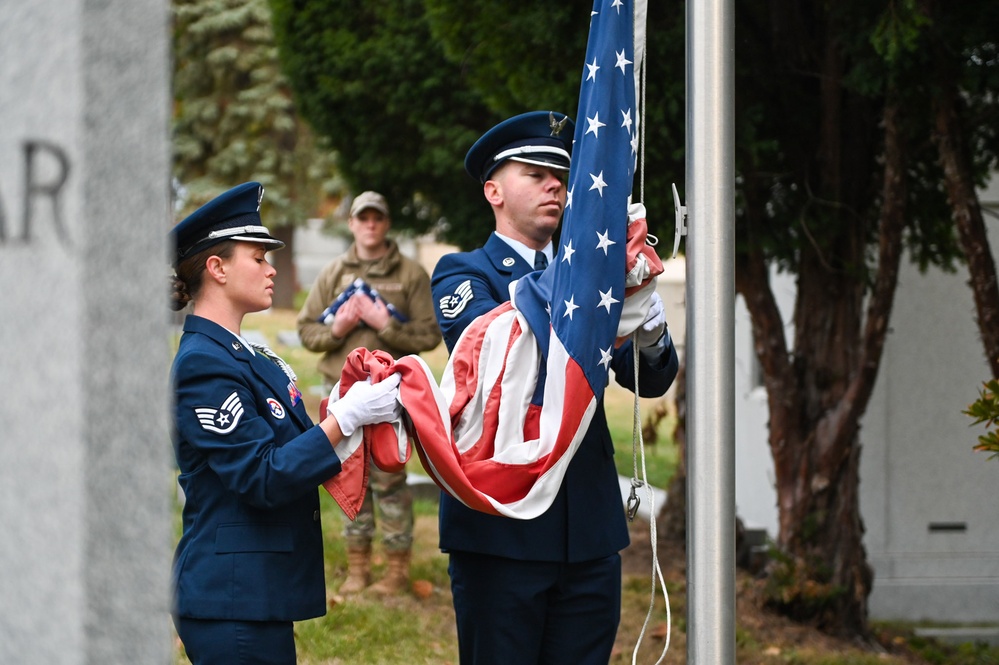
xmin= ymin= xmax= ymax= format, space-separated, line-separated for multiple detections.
xmin=605 ymin=390 xmax=679 ymax=489
xmin=291 ymin=499 xmax=456 ymax=665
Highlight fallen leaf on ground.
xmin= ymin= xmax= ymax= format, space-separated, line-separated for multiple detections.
xmin=411 ymin=579 xmax=434 ymax=599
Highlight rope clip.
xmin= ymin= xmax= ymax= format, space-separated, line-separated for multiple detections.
xmin=627 ymin=478 xmax=644 ymax=521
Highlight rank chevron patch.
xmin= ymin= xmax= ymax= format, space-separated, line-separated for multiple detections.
xmin=195 ymin=391 xmax=244 ymax=434
xmin=439 ymin=279 xmax=474 ymax=320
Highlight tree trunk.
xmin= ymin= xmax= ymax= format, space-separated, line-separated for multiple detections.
xmin=932 ymin=85 xmax=999 ymax=378
xmin=747 ymin=249 xmax=875 ymax=636
xmin=271 ymin=223 xmax=298 ymax=310
xmin=772 ymin=432 xmax=872 ymax=636
xmin=736 ymin=100 xmax=908 ymax=638
xmin=736 ymin=246 xmax=871 ymax=636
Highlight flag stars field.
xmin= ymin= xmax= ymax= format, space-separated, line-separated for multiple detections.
xmin=550 ymin=0 xmax=637 ymax=394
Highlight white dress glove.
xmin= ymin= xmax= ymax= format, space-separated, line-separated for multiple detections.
xmin=635 ymin=292 xmax=667 ymax=348
xmin=327 ymin=373 xmax=402 ymax=436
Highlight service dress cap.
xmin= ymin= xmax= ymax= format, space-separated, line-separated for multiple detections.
xmin=465 ymin=110 xmax=575 ymax=183
xmin=170 ymin=182 xmax=285 ymax=265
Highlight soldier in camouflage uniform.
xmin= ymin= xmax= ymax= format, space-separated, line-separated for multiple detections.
xmin=297 ymin=191 xmax=441 ymax=595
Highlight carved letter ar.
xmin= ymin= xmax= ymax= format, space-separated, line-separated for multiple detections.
xmin=23 ymin=140 xmax=72 ymax=246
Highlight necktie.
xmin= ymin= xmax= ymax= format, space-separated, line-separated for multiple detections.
xmin=534 ymin=251 xmax=549 ymax=271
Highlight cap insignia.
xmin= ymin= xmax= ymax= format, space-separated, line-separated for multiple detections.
xmin=549 ymin=112 xmax=569 ymax=137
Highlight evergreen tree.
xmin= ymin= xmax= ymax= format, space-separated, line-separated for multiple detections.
xmin=268 ymin=0 xmax=501 ymax=250
xmin=172 ymin=0 xmax=342 ymax=305
xmin=269 ymin=0 xmax=685 ymax=250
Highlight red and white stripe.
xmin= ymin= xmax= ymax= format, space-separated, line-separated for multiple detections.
xmin=322 ymin=213 xmax=661 ymax=521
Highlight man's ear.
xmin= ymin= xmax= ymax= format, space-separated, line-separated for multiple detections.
xmin=483 ymin=179 xmax=503 ymax=207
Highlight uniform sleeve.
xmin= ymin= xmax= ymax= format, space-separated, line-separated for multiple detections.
xmin=296 ymin=263 xmax=349 ymax=353
xmin=173 ymin=348 xmax=341 ymax=509
xmin=431 ymin=252 xmax=505 ymax=352
xmin=609 ymin=334 xmax=680 ymax=398
xmin=375 ymin=264 xmax=442 ymax=354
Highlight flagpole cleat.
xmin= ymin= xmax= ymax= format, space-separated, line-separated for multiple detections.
xmin=672 ymin=182 xmax=687 ymax=258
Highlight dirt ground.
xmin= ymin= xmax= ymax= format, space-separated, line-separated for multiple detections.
xmin=614 ymin=517 xmax=937 ymax=664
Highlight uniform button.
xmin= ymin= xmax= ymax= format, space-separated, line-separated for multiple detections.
xmin=313 ymin=510 xmax=320 ymax=522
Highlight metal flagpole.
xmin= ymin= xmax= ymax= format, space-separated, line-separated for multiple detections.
xmin=685 ymin=0 xmax=736 ymax=660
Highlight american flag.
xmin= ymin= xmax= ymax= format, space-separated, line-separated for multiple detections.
xmin=322 ymin=0 xmax=660 ymax=520
xmin=546 ymin=0 xmax=638 ymax=396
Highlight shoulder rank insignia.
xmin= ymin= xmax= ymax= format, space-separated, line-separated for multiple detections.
xmin=439 ymin=279 xmax=474 ymax=320
xmin=195 ymin=391 xmax=244 ymax=434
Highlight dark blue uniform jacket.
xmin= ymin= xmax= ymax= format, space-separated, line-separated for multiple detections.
xmin=171 ymin=315 xmax=341 ymax=621
xmin=431 ymin=232 xmax=679 ymax=563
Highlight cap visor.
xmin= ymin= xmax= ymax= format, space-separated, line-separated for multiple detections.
xmin=507 ymin=155 xmax=570 ymax=170
xmin=230 ymin=234 xmax=286 ymax=250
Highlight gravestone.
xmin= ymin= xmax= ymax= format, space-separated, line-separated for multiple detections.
xmin=0 ymin=1 xmax=172 ymax=663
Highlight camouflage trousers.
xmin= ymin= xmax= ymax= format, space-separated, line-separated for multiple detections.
xmin=343 ymin=463 xmax=414 ymax=553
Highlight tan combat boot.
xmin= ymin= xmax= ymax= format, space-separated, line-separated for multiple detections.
xmin=339 ymin=546 xmax=372 ymax=595
xmin=368 ymin=550 xmax=410 ymax=595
